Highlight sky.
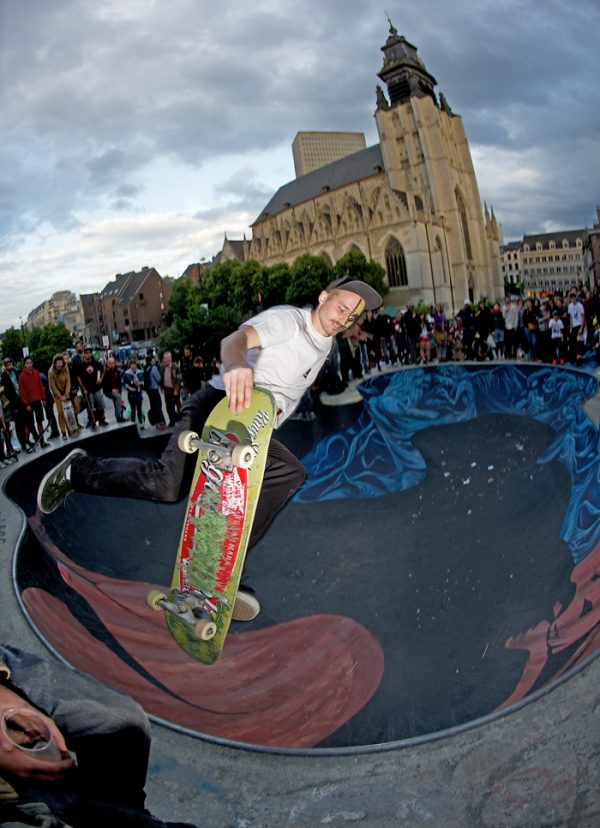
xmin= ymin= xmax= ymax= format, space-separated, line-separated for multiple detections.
xmin=1 ymin=0 xmax=599 ymax=331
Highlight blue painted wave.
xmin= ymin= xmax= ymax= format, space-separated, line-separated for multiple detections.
xmin=296 ymin=364 xmax=600 ymax=564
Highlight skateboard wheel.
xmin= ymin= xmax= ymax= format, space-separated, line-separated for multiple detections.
xmin=178 ymin=430 xmax=199 ymax=454
xmin=146 ymin=589 xmax=167 ymax=611
xmin=231 ymin=444 xmax=256 ymax=469
xmin=193 ymin=619 xmax=217 ymax=641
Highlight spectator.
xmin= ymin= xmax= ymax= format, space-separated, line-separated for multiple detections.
xmin=522 ymin=298 xmax=540 ymax=361
xmin=185 ymin=357 xmax=207 ymax=396
xmin=48 ymin=354 xmax=72 ymax=440
xmin=0 ymin=398 xmax=17 ymax=467
xmin=432 ymin=303 xmax=447 ymax=362
xmin=76 ymin=347 xmax=108 ymax=428
xmin=374 ymin=306 xmax=396 ymax=366
xmin=160 ymin=352 xmax=182 ymax=428
xmin=0 ymin=359 xmax=28 ymax=453
xmin=491 ymin=302 xmax=506 ymax=359
xmin=101 ymin=356 xmax=125 ymax=423
xmin=0 ymin=644 xmax=193 ymax=828
xmin=143 ymin=356 xmax=166 ymax=430
xmin=417 ymin=311 xmax=432 ymax=363
xmin=123 ymin=358 xmax=145 ymax=429
xmin=503 ymin=297 xmax=519 ymax=360
xmin=179 ymin=345 xmax=195 ymax=402
xmin=40 ymin=370 xmax=60 ymax=439
xmin=18 ymin=358 xmax=49 ymax=448
xmin=549 ymin=310 xmax=565 ymax=364
xmin=567 ymin=289 xmax=585 ymax=363
xmin=457 ymin=300 xmax=475 ymax=360
xmin=474 ymin=298 xmax=494 ymax=343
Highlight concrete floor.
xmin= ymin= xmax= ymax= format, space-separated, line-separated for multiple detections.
xmin=2 ymin=363 xmax=600 ymax=827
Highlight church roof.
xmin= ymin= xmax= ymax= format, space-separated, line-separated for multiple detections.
xmin=252 ymin=144 xmax=384 ymax=225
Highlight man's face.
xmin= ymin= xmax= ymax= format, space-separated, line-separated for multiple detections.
xmin=75 ymin=342 xmax=83 ymax=354
xmin=84 ymin=350 xmax=92 ymax=361
xmin=315 ymin=289 xmax=365 ymax=337
xmin=24 ymin=359 xmax=33 ymax=372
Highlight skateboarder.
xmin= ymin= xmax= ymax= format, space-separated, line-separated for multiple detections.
xmin=37 ymin=277 xmax=382 ymax=619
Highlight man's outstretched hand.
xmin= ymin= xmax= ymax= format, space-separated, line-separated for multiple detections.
xmin=224 ymin=366 xmax=254 ymax=413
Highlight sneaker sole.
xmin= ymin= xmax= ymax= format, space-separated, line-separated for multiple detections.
xmin=36 ymin=448 xmax=87 ymax=515
xmin=232 ymin=593 xmax=260 ymax=622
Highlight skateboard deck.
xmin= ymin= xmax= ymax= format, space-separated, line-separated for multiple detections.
xmin=29 ymin=422 xmax=51 ymax=452
xmin=63 ymin=401 xmax=79 ymax=436
xmin=148 ymin=388 xmax=276 ymax=663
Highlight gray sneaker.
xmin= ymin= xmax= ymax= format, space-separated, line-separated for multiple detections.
xmin=37 ymin=448 xmax=87 ymax=514
xmin=232 ymin=590 xmax=260 ymax=621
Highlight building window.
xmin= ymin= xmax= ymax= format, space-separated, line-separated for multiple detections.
xmin=386 ymin=237 xmax=408 ymax=287
xmin=456 ymin=191 xmax=473 ymax=261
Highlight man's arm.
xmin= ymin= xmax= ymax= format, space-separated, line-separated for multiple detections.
xmin=0 ymin=684 xmax=73 ymax=781
xmin=220 ymin=326 xmax=261 ymax=413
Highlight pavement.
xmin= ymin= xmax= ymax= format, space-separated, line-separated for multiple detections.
xmin=1 ymin=363 xmax=600 ymax=827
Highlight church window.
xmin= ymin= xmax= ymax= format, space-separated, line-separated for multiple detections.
xmin=386 ymin=237 xmax=408 ymax=287
xmin=455 ymin=191 xmax=473 ymax=261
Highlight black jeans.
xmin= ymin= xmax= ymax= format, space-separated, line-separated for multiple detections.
xmin=71 ymin=385 xmax=306 ymax=549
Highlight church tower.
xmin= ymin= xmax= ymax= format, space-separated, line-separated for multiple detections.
xmin=246 ymin=23 xmax=502 ymax=313
xmin=374 ymin=22 xmax=502 ymax=307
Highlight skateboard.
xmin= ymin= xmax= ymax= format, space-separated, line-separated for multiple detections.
xmin=63 ymin=400 xmax=79 ymax=436
xmin=147 ymin=388 xmax=276 ymax=664
xmin=82 ymin=393 xmax=97 ymax=429
xmin=29 ymin=422 xmax=52 ymax=452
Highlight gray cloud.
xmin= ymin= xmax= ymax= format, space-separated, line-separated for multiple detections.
xmin=0 ymin=0 xmax=599 ymax=328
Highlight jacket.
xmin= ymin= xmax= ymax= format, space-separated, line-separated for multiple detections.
xmin=18 ymin=368 xmax=45 ymax=405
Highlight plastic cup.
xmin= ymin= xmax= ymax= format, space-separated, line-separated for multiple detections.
xmin=1 ymin=707 xmax=62 ymax=761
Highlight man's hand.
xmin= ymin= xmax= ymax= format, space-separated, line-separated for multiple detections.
xmin=0 ymin=687 xmax=74 ymax=782
xmin=221 ymin=326 xmax=261 ymax=413
xmin=224 ymin=366 xmax=253 ymax=413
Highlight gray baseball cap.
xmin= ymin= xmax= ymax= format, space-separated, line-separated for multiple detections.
xmin=326 ymin=276 xmax=383 ymax=311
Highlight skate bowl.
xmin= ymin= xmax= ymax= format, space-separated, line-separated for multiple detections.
xmin=5 ymin=362 xmax=600 ymax=754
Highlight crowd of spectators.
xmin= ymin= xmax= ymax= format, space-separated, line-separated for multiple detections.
xmin=2 ymin=285 xmax=599 ymax=452
xmin=330 ymin=284 xmax=600 ymax=391
xmin=0 ymin=341 xmax=220 ymax=465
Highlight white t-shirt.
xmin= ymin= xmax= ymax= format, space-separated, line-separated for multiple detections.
xmin=210 ymin=306 xmax=332 ymax=427
xmin=549 ymin=318 xmax=564 ymax=339
xmin=568 ymin=301 xmax=584 ymax=328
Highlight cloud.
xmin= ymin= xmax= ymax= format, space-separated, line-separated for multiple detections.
xmin=0 ymin=0 xmax=599 ymax=329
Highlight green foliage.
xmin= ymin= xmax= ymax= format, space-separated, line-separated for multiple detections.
xmin=0 ymin=327 xmax=26 ymax=365
xmin=163 ymin=250 xmax=387 ymax=356
xmin=29 ymin=323 xmax=73 ymax=372
xmin=1 ymin=322 xmax=72 ymax=372
xmin=333 ymin=249 xmax=386 ymax=304
xmin=286 ymin=254 xmax=333 ymax=308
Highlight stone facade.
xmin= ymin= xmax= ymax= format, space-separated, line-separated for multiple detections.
xmin=292 ymin=131 xmax=367 ymax=177
xmin=520 ymin=231 xmax=585 ymax=296
xmin=82 ymin=267 xmax=172 ymax=345
xmin=26 ymin=290 xmax=83 ymax=333
xmin=583 ymin=207 xmax=600 ymax=290
xmin=244 ymin=24 xmax=502 ymax=314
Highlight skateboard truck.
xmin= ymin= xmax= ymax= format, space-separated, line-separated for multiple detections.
xmin=147 ymin=588 xmax=225 ymax=641
xmin=177 ymin=429 xmax=256 ymax=471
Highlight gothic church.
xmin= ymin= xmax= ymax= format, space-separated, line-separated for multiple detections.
xmin=233 ymin=23 xmax=502 ymax=312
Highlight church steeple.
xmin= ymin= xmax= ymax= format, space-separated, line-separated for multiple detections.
xmin=377 ymin=21 xmax=437 ymax=107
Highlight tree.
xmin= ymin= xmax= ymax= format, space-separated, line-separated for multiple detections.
xmin=29 ymin=323 xmax=73 ymax=372
xmin=333 ymin=249 xmax=387 ymax=304
xmin=0 ymin=327 xmax=27 ymax=365
xmin=286 ymin=255 xmax=333 ymax=308
xmin=262 ymin=262 xmax=290 ymax=308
